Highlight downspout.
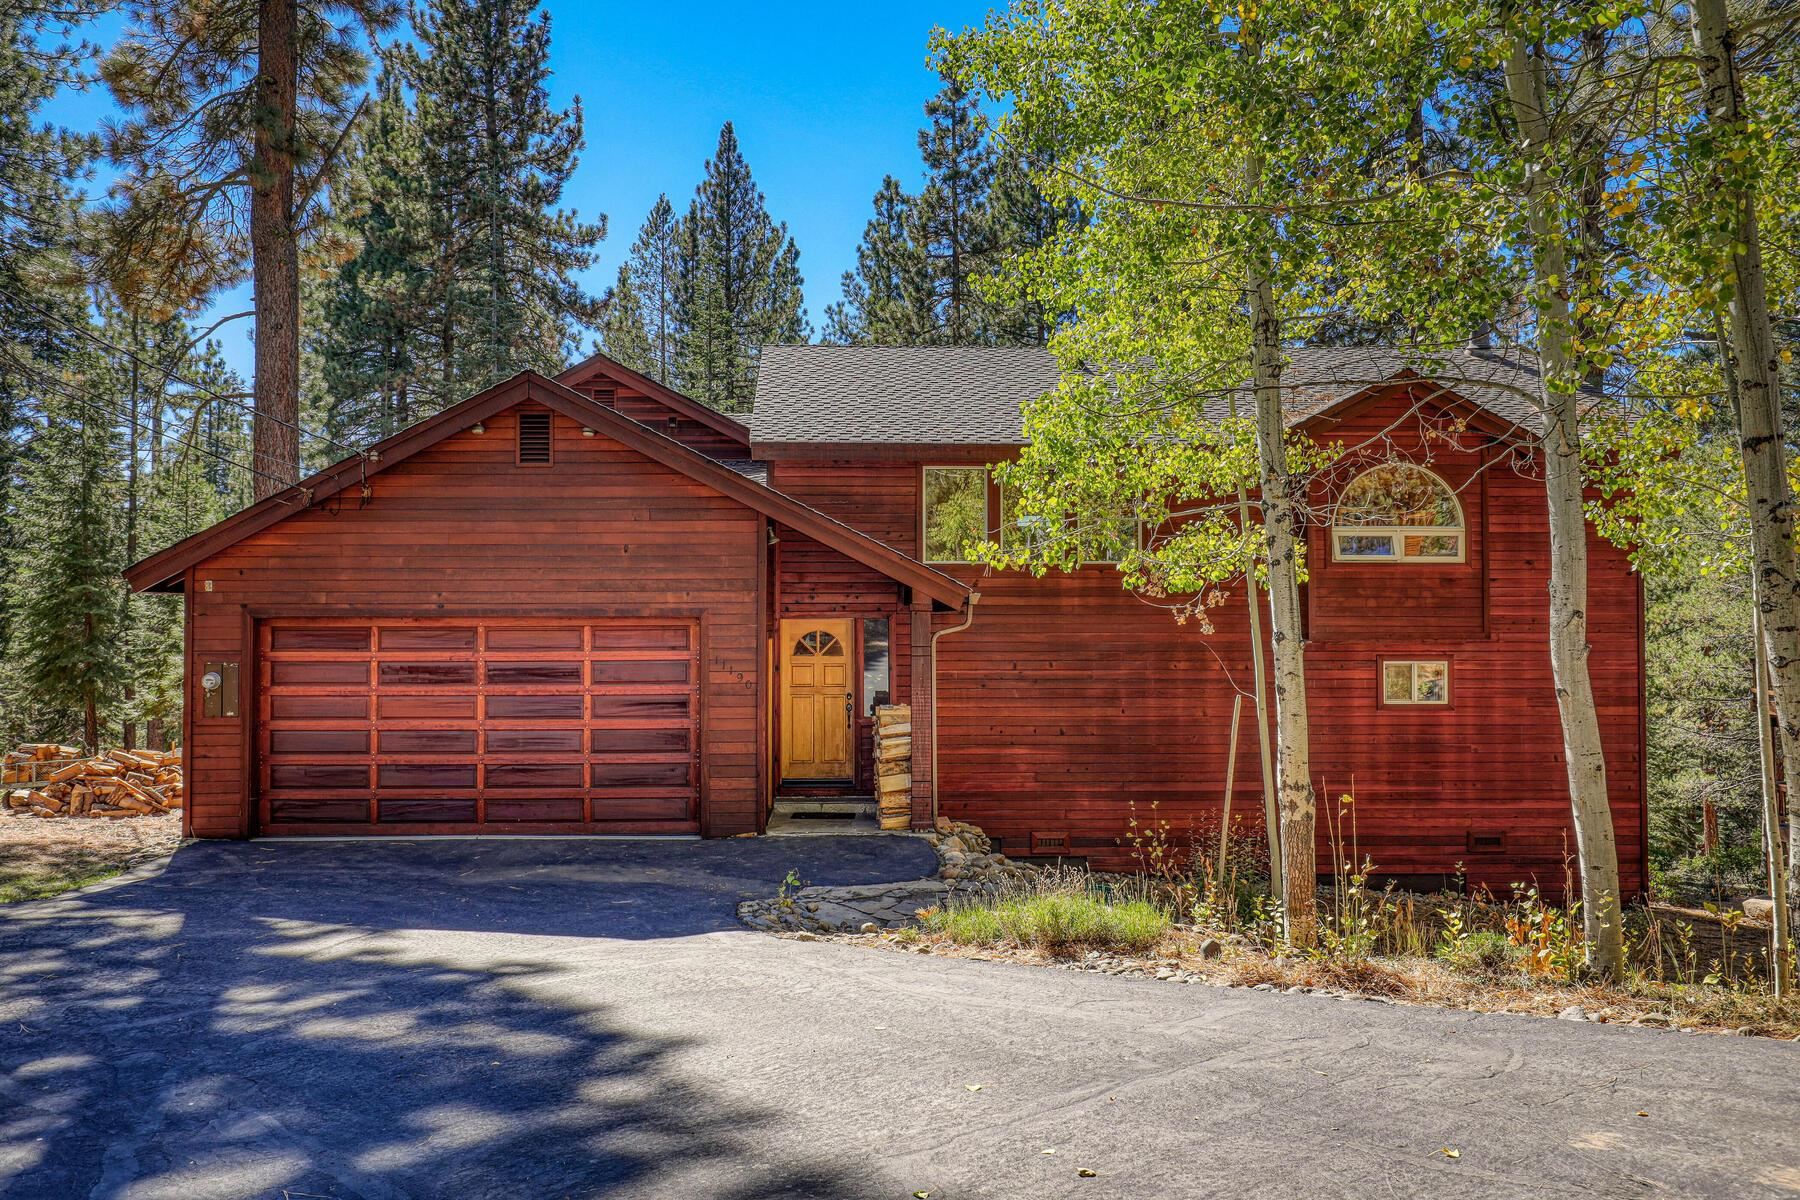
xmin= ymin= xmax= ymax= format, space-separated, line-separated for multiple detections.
xmin=929 ymin=591 xmax=981 ymax=827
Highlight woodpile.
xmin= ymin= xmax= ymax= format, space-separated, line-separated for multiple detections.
xmin=874 ymin=704 xmax=912 ymax=831
xmin=3 ymin=746 xmax=183 ymax=820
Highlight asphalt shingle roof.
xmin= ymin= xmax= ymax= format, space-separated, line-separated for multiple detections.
xmin=749 ymin=342 xmax=1568 ymax=446
xmin=750 ymin=345 xmax=1061 ymax=445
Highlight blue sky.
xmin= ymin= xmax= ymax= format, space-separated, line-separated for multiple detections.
xmin=46 ymin=1 xmax=1004 ymax=377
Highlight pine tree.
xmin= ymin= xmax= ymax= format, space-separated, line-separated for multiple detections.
xmin=982 ymin=155 xmax=1075 ymax=344
xmin=2 ymin=379 xmax=125 ymax=750
xmin=825 ymin=177 xmax=934 ymax=344
xmin=99 ymin=0 xmax=398 ymax=497
xmin=0 ymin=3 xmax=95 ymax=666
xmin=599 ymin=268 xmax=656 ymax=378
xmin=601 ymin=195 xmax=681 ymax=382
xmin=403 ymin=0 xmax=606 ymax=394
xmin=673 ymin=123 xmax=808 ymax=412
xmin=911 ymin=78 xmax=1000 ymax=344
xmin=313 ymin=66 xmax=435 ymax=445
xmin=828 ymin=78 xmax=1072 ymax=347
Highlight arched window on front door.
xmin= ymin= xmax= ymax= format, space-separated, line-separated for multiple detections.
xmin=1330 ymin=463 xmax=1465 ymax=563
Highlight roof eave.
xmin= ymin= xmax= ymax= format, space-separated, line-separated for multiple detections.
xmin=126 ymin=371 xmax=970 ymax=610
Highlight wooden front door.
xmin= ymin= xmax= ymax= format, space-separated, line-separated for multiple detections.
xmin=780 ymin=619 xmax=854 ymax=781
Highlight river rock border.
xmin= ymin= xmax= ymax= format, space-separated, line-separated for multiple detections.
xmin=738 ymin=819 xmax=1034 ymax=935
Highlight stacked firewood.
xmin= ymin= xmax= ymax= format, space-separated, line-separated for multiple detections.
xmin=874 ymin=705 xmax=912 ymax=831
xmin=3 ymin=746 xmax=183 ymax=819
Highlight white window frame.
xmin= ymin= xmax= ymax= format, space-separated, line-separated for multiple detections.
xmin=1381 ymin=659 xmax=1451 ymax=706
xmin=922 ymin=466 xmax=989 ymax=564
xmin=1330 ymin=464 xmax=1467 ymax=564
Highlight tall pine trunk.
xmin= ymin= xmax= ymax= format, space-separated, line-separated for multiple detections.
xmin=250 ymin=0 xmax=300 ymax=498
xmin=1506 ymin=37 xmax=1625 ymax=977
xmin=1243 ymin=148 xmax=1316 ymax=944
xmin=1691 ymin=0 xmax=1800 ymax=903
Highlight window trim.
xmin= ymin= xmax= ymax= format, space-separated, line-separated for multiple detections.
xmin=1330 ymin=464 xmax=1466 ymax=564
xmin=1377 ymin=657 xmax=1453 ymax=708
xmin=921 ymin=465 xmax=990 ymax=564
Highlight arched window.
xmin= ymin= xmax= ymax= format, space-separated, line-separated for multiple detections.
xmin=1331 ymin=464 xmax=1465 ymax=563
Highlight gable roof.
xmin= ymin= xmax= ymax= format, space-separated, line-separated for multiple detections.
xmin=1204 ymin=344 xmax=1562 ymax=438
xmin=558 ymin=349 xmax=752 ymax=449
xmin=749 ymin=343 xmax=1572 ymax=448
xmin=751 ymin=344 xmax=1060 ymax=447
xmin=125 ymin=371 xmax=969 ymax=607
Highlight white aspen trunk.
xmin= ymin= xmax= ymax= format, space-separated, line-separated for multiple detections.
xmin=1506 ymin=37 xmax=1626 ymax=977
xmin=1240 ymin=148 xmax=1316 ymax=943
xmin=1229 ymin=389 xmax=1284 ymax=899
xmin=1692 ymin=0 xmax=1800 ymax=912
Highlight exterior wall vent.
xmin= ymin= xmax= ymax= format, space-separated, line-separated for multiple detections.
xmin=1029 ymin=831 xmax=1070 ymax=855
xmin=517 ymin=410 xmax=553 ymax=465
xmin=1466 ymin=831 xmax=1506 ymax=854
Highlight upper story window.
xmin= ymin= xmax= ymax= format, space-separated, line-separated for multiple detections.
xmin=998 ymin=482 xmax=1136 ymax=565
xmin=923 ymin=467 xmax=988 ymax=563
xmin=1331 ymin=463 xmax=1465 ymax=563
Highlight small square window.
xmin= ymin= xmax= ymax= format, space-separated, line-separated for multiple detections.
xmin=1383 ymin=659 xmax=1449 ymax=705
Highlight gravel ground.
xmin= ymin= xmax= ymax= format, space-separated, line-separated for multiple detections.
xmin=0 ymin=809 xmax=182 ymax=902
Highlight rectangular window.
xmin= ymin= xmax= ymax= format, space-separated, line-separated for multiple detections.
xmin=998 ymin=482 xmax=1137 ymax=564
xmin=1382 ymin=659 xmax=1450 ymax=705
xmin=923 ymin=467 xmax=988 ymax=563
xmin=1333 ymin=530 xmax=1465 ymax=562
xmin=862 ymin=618 xmax=891 ymax=716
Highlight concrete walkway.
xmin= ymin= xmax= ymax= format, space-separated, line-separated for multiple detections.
xmin=1 ymin=838 xmax=1796 ymax=1199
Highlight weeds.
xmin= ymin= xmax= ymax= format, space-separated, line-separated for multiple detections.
xmin=927 ymin=878 xmax=1171 ymax=956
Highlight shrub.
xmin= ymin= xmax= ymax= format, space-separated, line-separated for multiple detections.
xmin=1437 ymin=929 xmax=1522 ymax=977
xmin=930 ymin=892 xmax=1171 ymax=956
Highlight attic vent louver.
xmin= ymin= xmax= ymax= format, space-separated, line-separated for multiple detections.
xmin=517 ymin=410 xmax=552 ymax=464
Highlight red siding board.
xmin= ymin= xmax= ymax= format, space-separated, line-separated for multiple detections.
xmin=183 ymin=407 xmax=762 ymax=839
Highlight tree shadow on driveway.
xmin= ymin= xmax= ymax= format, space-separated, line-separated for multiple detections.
xmin=0 ymin=837 xmax=928 ymax=1198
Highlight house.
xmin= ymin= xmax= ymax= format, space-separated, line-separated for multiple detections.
xmin=125 ymin=344 xmax=1647 ymax=896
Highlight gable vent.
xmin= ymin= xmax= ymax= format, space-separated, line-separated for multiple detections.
xmin=517 ymin=410 xmax=552 ymax=464
xmin=592 ymin=386 xmax=616 ymax=407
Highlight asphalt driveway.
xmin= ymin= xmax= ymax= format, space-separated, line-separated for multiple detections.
xmin=1 ymin=837 xmax=1797 ymax=1200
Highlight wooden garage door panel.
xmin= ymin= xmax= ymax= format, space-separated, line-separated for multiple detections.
xmin=257 ymin=618 xmax=700 ymax=833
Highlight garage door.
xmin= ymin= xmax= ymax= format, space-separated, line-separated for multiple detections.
xmin=256 ymin=618 xmax=699 ymax=833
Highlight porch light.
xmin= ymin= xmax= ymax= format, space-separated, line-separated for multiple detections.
xmin=470 ymin=421 xmax=485 ymax=435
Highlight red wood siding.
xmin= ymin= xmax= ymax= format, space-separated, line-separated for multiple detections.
xmin=563 ymin=376 xmax=747 ymax=460
xmin=765 ymin=461 xmax=925 ymax=793
xmin=778 ymin=387 xmax=1647 ymax=896
xmin=183 ymin=405 xmax=763 ymax=838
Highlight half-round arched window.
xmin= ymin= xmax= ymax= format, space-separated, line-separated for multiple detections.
xmin=1331 ymin=464 xmax=1465 ymax=563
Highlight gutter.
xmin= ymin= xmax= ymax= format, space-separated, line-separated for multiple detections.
xmin=928 ymin=591 xmax=981 ymax=827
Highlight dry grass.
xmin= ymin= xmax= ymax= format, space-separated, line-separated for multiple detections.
xmin=0 ymin=811 xmax=182 ymax=903
xmin=872 ymin=922 xmax=1800 ymax=1037
xmin=877 ymin=848 xmax=1800 ymax=1038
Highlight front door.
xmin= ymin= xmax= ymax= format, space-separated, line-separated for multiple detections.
xmin=780 ymin=618 xmax=854 ymax=781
